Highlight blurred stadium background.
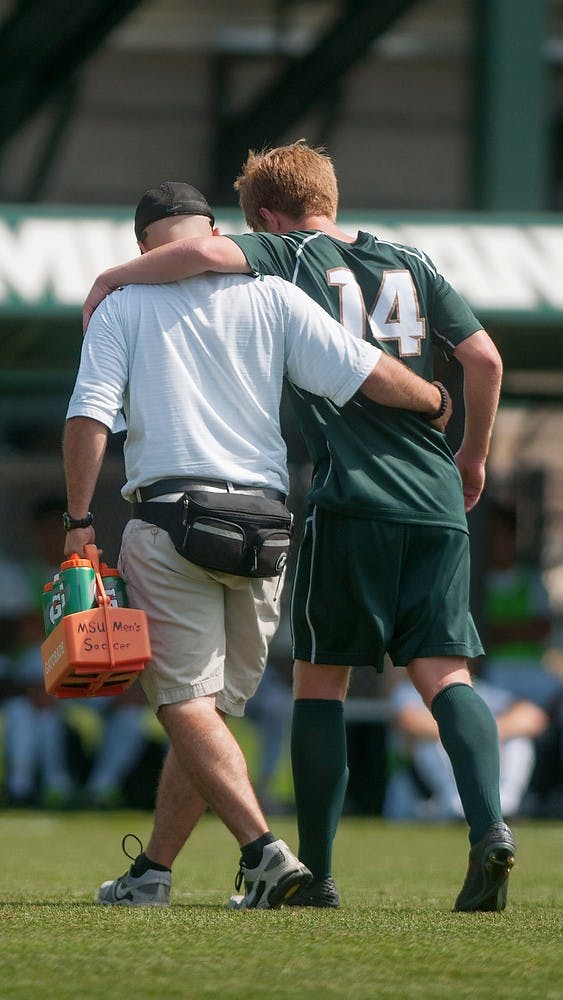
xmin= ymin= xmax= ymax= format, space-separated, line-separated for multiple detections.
xmin=0 ymin=0 xmax=562 ymax=809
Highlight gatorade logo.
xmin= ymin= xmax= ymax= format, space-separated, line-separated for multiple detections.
xmin=49 ymin=591 xmax=64 ymax=625
xmin=44 ymin=641 xmax=65 ymax=674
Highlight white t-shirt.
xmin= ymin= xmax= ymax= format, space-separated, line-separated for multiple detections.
xmin=66 ymin=272 xmax=381 ymax=499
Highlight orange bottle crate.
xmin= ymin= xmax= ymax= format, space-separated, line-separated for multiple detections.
xmin=41 ymin=545 xmax=151 ymax=699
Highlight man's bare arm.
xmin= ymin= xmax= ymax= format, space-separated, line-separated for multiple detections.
xmin=62 ymin=416 xmax=109 ymax=556
xmin=453 ymin=330 xmax=503 ymax=511
xmin=496 ymin=701 xmax=549 ymax=741
xmin=83 ymin=237 xmax=249 ymax=331
xmin=395 ymin=705 xmax=440 ymax=741
xmin=360 ymin=355 xmax=452 ymax=432
xmin=397 ymin=698 xmax=548 ymax=743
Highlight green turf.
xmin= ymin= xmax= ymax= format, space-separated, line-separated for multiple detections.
xmin=0 ymin=813 xmax=561 ymax=999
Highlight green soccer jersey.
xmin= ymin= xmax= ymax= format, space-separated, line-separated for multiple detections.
xmin=228 ymin=229 xmax=483 ymax=531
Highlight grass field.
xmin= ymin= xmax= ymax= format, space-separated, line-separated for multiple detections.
xmin=1 ymin=812 xmax=561 ymax=999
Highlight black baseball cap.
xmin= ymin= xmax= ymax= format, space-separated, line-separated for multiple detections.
xmin=134 ymin=181 xmax=215 ymax=240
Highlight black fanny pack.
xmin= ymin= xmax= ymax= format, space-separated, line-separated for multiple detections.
xmin=138 ymin=490 xmax=293 ymax=578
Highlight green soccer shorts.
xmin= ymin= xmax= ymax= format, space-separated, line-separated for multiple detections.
xmin=290 ymin=506 xmax=484 ymax=670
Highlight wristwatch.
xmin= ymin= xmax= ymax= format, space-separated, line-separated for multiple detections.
xmin=62 ymin=511 xmax=94 ymax=532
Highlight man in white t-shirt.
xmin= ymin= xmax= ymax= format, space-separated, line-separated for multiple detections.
xmin=63 ymin=181 xmax=450 ymax=909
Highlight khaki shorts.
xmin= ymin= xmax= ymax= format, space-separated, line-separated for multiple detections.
xmin=119 ymin=519 xmax=284 ymax=715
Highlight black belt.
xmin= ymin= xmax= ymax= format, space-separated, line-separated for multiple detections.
xmin=134 ymin=478 xmax=286 ymax=502
xmin=130 ymin=502 xmax=177 ymax=529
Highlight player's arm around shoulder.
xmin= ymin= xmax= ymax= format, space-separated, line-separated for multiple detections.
xmin=83 ymin=236 xmax=250 ymax=332
xmin=453 ymin=328 xmax=503 ymax=511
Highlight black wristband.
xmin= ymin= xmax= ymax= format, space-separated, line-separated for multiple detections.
xmin=423 ymin=381 xmax=449 ymax=421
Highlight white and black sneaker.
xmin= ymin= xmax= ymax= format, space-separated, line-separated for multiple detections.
xmin=97 ymin=835 xmax=171 ymax=907
xmin=228 ymin=839 xmax=312 ymax=909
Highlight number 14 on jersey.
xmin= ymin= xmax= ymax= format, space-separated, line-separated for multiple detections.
xmin=328 ymin=267 xmax=426 ymax=357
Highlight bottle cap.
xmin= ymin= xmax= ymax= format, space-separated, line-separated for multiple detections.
xmin=60 ymin=553 xmax=93 ymax=570
xmin=100 ymin=564 xmax=119 ymax=577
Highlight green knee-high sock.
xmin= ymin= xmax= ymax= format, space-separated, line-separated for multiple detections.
xmin=431 ymin=683 xmax=503 ymax=845
xmin=291 ymin=699 xmax=349 ymax=880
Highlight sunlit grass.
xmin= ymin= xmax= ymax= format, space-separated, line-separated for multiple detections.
xmin=1 ymin=813 xmax=561 ymax=999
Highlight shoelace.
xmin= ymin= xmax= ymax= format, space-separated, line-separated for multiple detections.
xmin=234 ymin=860 xmax=245 ymax=892
xmin=117 ymin=832 xmax=144 ymax=878
xmin=122 ymin=832 xmax=144 ymax=862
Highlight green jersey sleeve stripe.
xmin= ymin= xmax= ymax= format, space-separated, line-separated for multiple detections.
xmin=291 ymin=232 xmax=325 ymax=284
xmin=375 ymin=240 xmax=438 ymax=277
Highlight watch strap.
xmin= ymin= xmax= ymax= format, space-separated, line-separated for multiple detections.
xmin=63 ymin=511 xmax=94 ymax=531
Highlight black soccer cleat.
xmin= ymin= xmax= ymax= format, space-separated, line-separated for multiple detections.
xmin=285 ymin=875 xmax=340 ymax=908
xmin=454 ymin=822 xmax=516 ymax=912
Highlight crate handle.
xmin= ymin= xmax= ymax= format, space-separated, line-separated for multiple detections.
xmin=84 ymin=543 xmax=115 ymax=666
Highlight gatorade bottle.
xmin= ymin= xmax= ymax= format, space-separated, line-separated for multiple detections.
xmin=60 ymin=554 xmax=97 ymax=615
xmin=99 ymin=564 xmax=128 ymax=608
xmin=42 ymin=573 xmax=66 ymax=635
xmin=42 ymin=577 xmax=65 ymax=636
xmin=42 ymin=580 xmax=54 ymax=635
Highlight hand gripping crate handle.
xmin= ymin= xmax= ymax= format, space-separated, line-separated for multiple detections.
xmin=84 ymin=543 xmax=115 ymax=668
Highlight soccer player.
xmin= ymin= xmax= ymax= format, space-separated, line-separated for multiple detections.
xmin=83 ymin=144 xmax=513 ymax=912
xmin=69 ymin=180 xmax=450 ymax=909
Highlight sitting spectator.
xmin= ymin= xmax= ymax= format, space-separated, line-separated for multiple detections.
xmin=2 ymin=495 xmax=158 ymax=811
xmin=383 ymin=676 xmax=548 ymax=822
xmin=0 ymin=553 xmax=75 ymax=807
xmin=482 ymin=501 xmax=560 ymax=705
xmin=28 ymin=494 xmax=159 ymax=809
xmin=481 ymin=501 xmax=563 ymax=813
xmin=244 ymin=658 xmax=292 ymax=814
xmin=71 ymin=688 xmax=161 ymax=810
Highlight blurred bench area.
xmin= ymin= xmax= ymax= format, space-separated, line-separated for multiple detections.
xmin=1 ymin=1 xmax=563 ymax=817
xmin=1 ymin=471 xmax=562 ymax=820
